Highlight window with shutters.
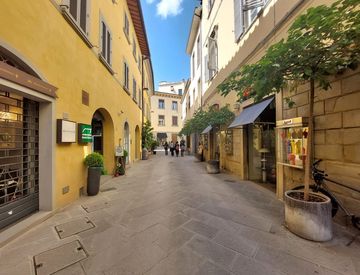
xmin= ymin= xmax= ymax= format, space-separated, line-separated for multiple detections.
xmin=158 ymin=115 xmax=165 ymax=126
xmin=208 ymin=0 xmax=215 ymax=17
xmin=60 ymin=0 xmax=91 ymax=47
xmin=133 ymin=78 xmax=137 ymax=101
xmin=172 ymin=116 xmax=178 ymax=126
xmin=172 ymin=101 xmax=178 ymax=111
xmin=123 ymin=61 xmax=129 ymax=91
xmin=133 ymin=37 xmax=137 ymax=60
xmin=234 ymin=0 xmax=268 ymax=41
xmin=138 ymin=89 xmax=142 ymax=108
xmin=192 ymin=53 xmax=195 ymax=79
xmin=124 ymin=12 xmax=130 ymax=42
xmin=100 ymin=19 xmax=112 ymax=66
xmin=196 ymin=36 xmax=201 ymax=68
xmin=208 ymin=27 xmax=218 ymax=80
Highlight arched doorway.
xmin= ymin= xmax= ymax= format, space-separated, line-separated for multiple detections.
xmin=91 ymin=108 xmax=114 ymax=172
xmin=135 ymin=125 xmax=140 ymax=160
xmin=92 ymin=111 xmax=104 ymax=155
xmin=124 ymin=122 xmax=130 ymax=164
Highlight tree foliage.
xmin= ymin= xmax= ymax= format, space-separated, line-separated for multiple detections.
xmin=142 ymin=120 xmax=156 ymax=149
xmin=218 ymin=0 xmax=360 ymax=201
xmin=179 ymin=106 xmax=234 ymax=136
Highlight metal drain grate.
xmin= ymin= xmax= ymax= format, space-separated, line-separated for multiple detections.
xmin=55 ymin=217 xmax=95 ymax=239
xmin=33 ymin=240 xmax=87 ymax=275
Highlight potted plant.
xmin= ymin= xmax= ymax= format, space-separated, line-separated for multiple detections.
xmin=218 ymin=0 xmax=359 ymax=241
xmin=84 ymin=152 xmax=104 ymax=196
xmin=114 ymin=162 xmax=125 ymax=177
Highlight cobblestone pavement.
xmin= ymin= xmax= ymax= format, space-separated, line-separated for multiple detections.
xmin=0 ymin=153 xmax=359 ymax=275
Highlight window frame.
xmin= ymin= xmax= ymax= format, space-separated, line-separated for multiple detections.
xmin=99 ymin=15 xmax=113 ymax=74
xmin=132 ymin=77 xmax=137 ymax=102
xmin=158 ymin=99 xmax=165 ymax=109
xmin=172 ymin=101 xmax=178 ymax=111
xmin=172 ymin=116 xmax=178 ymax=126
xmin=158 ymin=115 xmax=165 ymax=126
xmin=123 ymin=12 xmax=130 ymax=43
xmin=60 ymin=0 xmax=92 ymax=47
xmin=123 ymin=60 xmax=130 ymax=92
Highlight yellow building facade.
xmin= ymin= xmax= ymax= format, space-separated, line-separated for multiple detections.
xmin=0 ymin=0 xmax=153 ymax=229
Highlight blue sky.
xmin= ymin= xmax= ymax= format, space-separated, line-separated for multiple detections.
xmin=140 ymin=0 xmax=199 ymax=90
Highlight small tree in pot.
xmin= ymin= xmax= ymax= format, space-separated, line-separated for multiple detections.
xmin=218 ymin=0 xmax=359 ymax=241
xmin=84 ymin=152 xmax=104 ymax=196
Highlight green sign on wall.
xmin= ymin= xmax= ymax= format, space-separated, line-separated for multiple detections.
xmin=78 ymin=123 xmax=92 ymax=143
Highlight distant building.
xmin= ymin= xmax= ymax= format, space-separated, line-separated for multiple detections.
xmin=151 ymin=81 xmax=186 ymax=144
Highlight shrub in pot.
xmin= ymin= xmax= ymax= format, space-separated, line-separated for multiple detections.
xmin=114 ymin=162 xmax=125 ymax=176
xmin=84 ymin=152 xmax=104 ymax=196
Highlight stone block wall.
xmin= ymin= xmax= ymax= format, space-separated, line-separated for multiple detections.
xmin=282 ymin=69 xmax=360 ymax=224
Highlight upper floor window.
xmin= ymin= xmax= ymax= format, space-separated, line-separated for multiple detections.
xmin=234 ymin=0 xmax=267 ymax=41
xmin=192 ymin=53 xmax=195 ymax=79
xmin=172 ymin=116 xmax=178 ymax=126
xmin=158 ymin=115 xmax=165 ymax=126
xmin=133 ymin=78 xmax=137 ymax=101
xmin=158 ymin=99 xmax=165 ymax=109
xmin=196 ymin=36 xmax=201 ymax=68
xmin=124 ymin=12 xmax=130 ymax=40
xmin=100 ymin=19 xmax=112 ymax=66
xmin=207 ymin=27 xmax=218 ymax=80
xmin=178 ymin=89 xmax=183 ymax=96
xmin=123 ymin=61 xmax=129 ymax=91
xmin=132 ymin=37 xmax=137 ymax=59
xmin=138 ymin=89 xmax=142 ymax=108
xmin=67 ymin=0 xmax=88 ymax=34
xmin=208 ymin=0 xmax=215 ymax=16
xmin=172 ymin=101 xmax=178 ymax=111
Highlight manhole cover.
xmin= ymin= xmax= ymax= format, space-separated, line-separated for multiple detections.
xmin=33 ymin=240 xmax=87 ymax=275
xmin=81 ymin=199 xmax=109 ymax=213
xmin=55 ymin=217 xmax=95 ymax=239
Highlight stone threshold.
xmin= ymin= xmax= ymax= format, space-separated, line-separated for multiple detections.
xmin=0 ymin=210 xmax=54 ymax=248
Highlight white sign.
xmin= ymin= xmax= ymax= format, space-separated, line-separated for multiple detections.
xmin=115 ymin=146 xmax=124 ymax=156
xmin=61 ymin=120 xmax=76 ymax=142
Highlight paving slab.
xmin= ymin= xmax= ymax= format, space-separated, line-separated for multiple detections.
xmin=81 ymin=199 xmax=110 ymax=213
xmin=53 ymin=263 xmax=85 ymax=275
xmin=146 ymin=246 xmax=204 ymax=275
xmin=155 ymin=227 xmax=194 ymax=253
xmin=195 ymin=261 xmax=231 ymax=275
xmin=183 ymin=220 xmax=219 ymax=239
xmin=160 ymin=213 xmax=191 ymax=230
xmin=33 ymin=240 xmax=87 ymax=275
xmin=55 ymin=217 xmax=95 ymax=239
xmin=186 ymin=235 xmax=237 ymax=269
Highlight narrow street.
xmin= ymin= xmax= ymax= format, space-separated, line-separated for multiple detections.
xmin=0 ymin=154 xmax=359 ymax=275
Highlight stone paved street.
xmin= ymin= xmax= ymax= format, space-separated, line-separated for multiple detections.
xmin=0 ymin=153 xmax=359 ymax=275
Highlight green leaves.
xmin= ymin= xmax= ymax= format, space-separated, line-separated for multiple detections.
xmin=218 ymin=0 xmax=360 ymax=104
xmin=142 ymin=120 xmax=155 ymax=149
xmin=179 ymin=106 xmax=234 ymax=136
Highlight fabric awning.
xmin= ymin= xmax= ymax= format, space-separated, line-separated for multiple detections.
xmin=157 ymin=132 xmax=167 ymax=139
xmin=201 ymin=125 xmax=212 ymax=134
xmin=228 ymin=97 xmax=274 ymax=128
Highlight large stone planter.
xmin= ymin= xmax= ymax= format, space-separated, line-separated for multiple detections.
xmin=206 ymin=160 xmax=220 ymax=174
xmin=284 ymin=190 xmax=332 ymax=242
xmin=142 ymin=148 xmax=148 ymax=160
xmin=87 ymin=167 xmax=101 ymax=196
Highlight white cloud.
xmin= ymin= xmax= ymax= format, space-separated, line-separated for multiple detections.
xmin=156 ymin=0 xmax=183 ymax=19
xmin=146 ymin=0 xmax=156 ymax=4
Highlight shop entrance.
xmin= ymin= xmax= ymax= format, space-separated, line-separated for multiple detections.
xmin=92 ymin=111 xmax=104 ymax=155
xmin=0 ymin=92 xmax=39 ymax=229
xmin=124 ymin=122 xmax=130 ymax=164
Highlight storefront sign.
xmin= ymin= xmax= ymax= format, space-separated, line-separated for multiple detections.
xmin=78 ymin=123 xmax=92 ymax=143
xmin=57 ymin=119 xmax=76 ymax=143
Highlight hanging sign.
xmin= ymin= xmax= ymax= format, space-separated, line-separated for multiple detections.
xmin=115 ymin=146 xmax=124 ymax=156
xmin=78 ymin=123 xmax=92 ymax=143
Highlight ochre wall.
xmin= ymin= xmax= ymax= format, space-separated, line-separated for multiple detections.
xmin=0 ymin=0 xmax=144 ymax=208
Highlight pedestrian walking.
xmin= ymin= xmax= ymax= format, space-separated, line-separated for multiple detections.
xmin=198 ymin=142 xmax=204 ymax=161
xmin=180 ymin=139 xmax=185 ymax=157
xmin=164 ymin=141 xmax=169 ymax=156
xmin=175 ymin=141 xmax=180 ymax=157
xmin=169 ymin=141 xmax=175 ymax=156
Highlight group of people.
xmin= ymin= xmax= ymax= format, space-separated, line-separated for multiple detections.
xmin=163 ymin=140 xmax=186 ymax=157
